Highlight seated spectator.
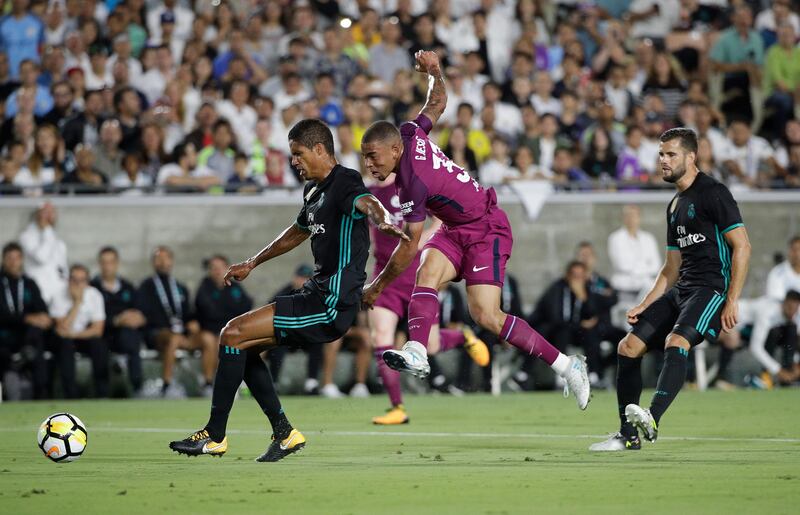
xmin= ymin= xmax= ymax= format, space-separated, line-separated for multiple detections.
xmin=0 ymin=1 xmax=44 ymax=80
xmin=696 ymin=136 xmax=726 ymax=182
xmin=0 ymin=156 xmax=24 ymax=195
xmin=755 ymin=0 xmax=800 ymax=49
xmin=267 ymin=264 xmax=325 ymax=395
xmin=215 ymin=80 xmax=257 ymax=150
xmin=478 ymin=136 xmax=516 ymax=186
xmin=19 ymin=201 xmax=67 ymax=307
xmin=0 ymin=242 xmax=51 ymax=400
xmin=114 ymin=86 xmax=143 ymax=154
xmin=762 ymin=23 xmax=800 ymax=140
xmin=61 ymin=144 xmax=108 ymax=194
xmin=40 ymin=81 xmax=78 ymax=129
xmin=90 ymin=247 xmax=146 ymax=395
xmin=616 ymin=126 xmax=650 ymax=186
xmin=51 ymin=264 xmax=108 ymax=398
xmin=111 ymin=152 xmax=153 ymax=192
xmin=642 ymin=52 xmax=687 ymax=121
xmin=15 ymin=124 xmax=64 ymax=191
xmin=604 ymin=65 xmax=635 ymax=122
xmin=369 ymin=18 xmax=411 ymax=85
xmin=530 ymin=71 xmax=561 ymax=117
xmin=551 ymin=146 xmax=590 ymax=186
xmin=608 ymin=204 xmax=661 ymax=300
xmin=722 ymin=119 xmax=779 ymax=187
xmin=184 ymin=103 xmax=218 ymax=156
xmin=226 ymin=152 xmax=260 ymax=193
xmin=93 ymin=119 xmax=125 ymax=180
xmin=781 ymin=144 xmax=800 ymax=188
xmin=693 ymin=102 xmax=729 ymax=164
xmin=137 ymin=246 xmax=214 ymax=398
xmin=62 ymin=88 xmax=105 ymax=151
xmin=558 ymin=90 xmax=593 ymax=143
xmin=194 ymin=254 xmax=253 ymax=395
xmin=197 ymin=119 xmax=238 ymax=182
xmin=443 ymin=126 xmax=478 ymax=175
xmin=82 ymin=44 xmax=113 ymax=90
xmin=5 ymin=60 xmax=53 ymax=119
xmin=157 ymin=142 xmax=220 ymax=192
xmin=511 ymin=145 xmax=548 ymax=180
xmin=581 ymin=127 xmax=618 ymax=179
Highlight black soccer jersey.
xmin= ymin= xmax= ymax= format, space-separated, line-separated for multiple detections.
xmin=295 ymin=165 xmax=371 ymax=309
xmin=665 ymin=172 xmax=744 ymax=292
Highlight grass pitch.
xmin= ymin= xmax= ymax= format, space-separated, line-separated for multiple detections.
xmin=0 ymin=389 xmax=798 ymax=514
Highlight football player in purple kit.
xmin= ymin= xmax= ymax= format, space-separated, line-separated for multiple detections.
xmin=367 ymin=175 xmax=490 ymax=425
xmin=361 ymin=50 xmax=591 ymax=410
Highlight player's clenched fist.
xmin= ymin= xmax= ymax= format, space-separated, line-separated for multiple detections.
xmin=414 ymin=50 xmax=441 ymax=75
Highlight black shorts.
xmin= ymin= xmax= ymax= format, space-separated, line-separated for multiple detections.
xmin=273 ymin=287 xmax=358 ymax=348
xmin=631 ymin=286 xmax=726 ymax=349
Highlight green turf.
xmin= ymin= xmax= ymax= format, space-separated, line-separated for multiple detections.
xmin=0 ymin=390 xmax=798 ymax=514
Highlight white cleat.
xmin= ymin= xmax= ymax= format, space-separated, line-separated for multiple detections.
xmin=320 ymin=383 xmax=345 ymax=399
xmin=382 ymin=341 xmax=431 ymax=379
xmin=561 ymin=355 xmax=591 ymax=410
xmin=349 ymin=383 xmax=370 ymax=398
xmin=625 ymin=404 xmax=658 ymax=442
xmin=588 ymin=432 xmax=641 ymax=451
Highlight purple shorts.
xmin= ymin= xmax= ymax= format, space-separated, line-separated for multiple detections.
xmin=424 ymin=204 xmax=513 ymax=287
xmin=372 ymin=255 xmax=419 ymax=318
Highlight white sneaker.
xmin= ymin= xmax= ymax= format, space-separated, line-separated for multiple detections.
xmin=201 ymin=384 xmax=213 ymax=398
xmin=561 ymin=355 xmax=591 ymax=410
xmin=382 ymin=341 xmax=430 ymax=379
xmin=625 ymin=404 xmax=658 ymax=442
xmin=163 ymin=383 xmax=187 ymax=399
xmin=320 ymin=383 xmax=344 ymax=399
xmin=304 ymin=378 xmax=320 ymax=395
xmin=349 ymin=383 xmax=370 ymax=398
xmin=589 ymin=432 xmax=641 ymax=451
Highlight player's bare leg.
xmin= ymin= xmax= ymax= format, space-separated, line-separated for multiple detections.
xmin=466 ymin=284 xmax=591 ymax=410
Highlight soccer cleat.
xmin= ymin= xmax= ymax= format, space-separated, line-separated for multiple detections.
xmin=625 ymin=404 xmax=658 ymax=442
xmin=383 ymin=341 xmax=431 ymax=379
xmin=169 ymin=429 xmax=227 ymax=457
xmin=561 ymin=355 xmax=591 ymax=410
xmin=588 ymin=432 xmax=641 ymax=451
xmin=255 ymin=429 xmax=306 ymax=462
xmin=462 ymin=327 xmax=490 ymax=367
xmin=372 ymin=405 xmax=409 ymax=425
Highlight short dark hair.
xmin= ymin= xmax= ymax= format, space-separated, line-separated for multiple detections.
xmin=2 ymin=241 xmax=22 ymax=258
xmin=153 ymin=246 xmax=173 ymax=259
xmin=288 ymin=119 xmax=335 ymax=155
xmin=786 ymin=290 xmax=800 ymax=303
xmin=98 ymin=246 xmax=118 ymax=258
xmin=362 ymin=120 xmax=401 ymax=146
xmin=113 ymin=86 xmax=136 ymax=110
xmin=203 ymin=254 xmax=229 ymax=269
xmin=790 ymin=235 xmax=800 ymax=246
xmin=577 ymin=241 xmax=593 ymax=250
xmin=69 ymin=263 xmax=90 ymax=277
xmin=660 ymin=127 xmax=698 ymax=154
xmin=565 ymin=260 xmax=586 ymax=274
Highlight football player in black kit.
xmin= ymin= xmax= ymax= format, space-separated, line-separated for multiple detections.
xmin=591 ymin=128 xmax=751 ymax=451
xmin=169 ymin=119 xmax=407 ymax=462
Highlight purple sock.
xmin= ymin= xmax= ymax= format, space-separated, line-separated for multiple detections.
xmin=438 ymin=328 xmax=465 ymax=351
xmin=407 ymin=286 xmax=440 ymax=348
xmin=500 ymin=315 xmax=559 ymax=366
xmin=374 ymin=346 xmax=403 ymax=407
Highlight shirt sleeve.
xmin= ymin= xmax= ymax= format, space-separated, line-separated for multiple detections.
xmin=666 ymin=204 xmax=678 ymax=250
xmin=399 ymin=114 xmax=433 ymax=142
xmin=295 ymin=184 xmax=312 ymax=230
xmin=333 ymin=168 xmax=371 ymax=219
xmin=89 ymin=288 xmax=106 ymax=323
xmin=708 ymin=183 xmax=744 ymax=234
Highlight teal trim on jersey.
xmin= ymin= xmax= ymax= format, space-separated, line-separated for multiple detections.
xmin=696 ymin=294 xmax=724 ymax=334
xmin=324 ymin=214 xmax=354 ymax=308
xmin=666 ymin=245 xmax=679 ymax=251
xmin=715 ymin=225 xmax=732 ymax=292
xmin=295 ymin=221 xmax=310 ymax=231
xmin=721 ymin=222 xmax=744 ymax=235
xmin=350 ymin=193 xmax=371 ymax=220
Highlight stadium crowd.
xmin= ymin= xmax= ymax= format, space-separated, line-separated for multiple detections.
xmin=0 ymin=0 xmax=800 ymax=196
xmin=1 ymin=202 xmax=798 ymax=400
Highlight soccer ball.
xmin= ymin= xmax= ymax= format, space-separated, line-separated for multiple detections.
xmin=37 ymin=413 xmax=88 ymax=463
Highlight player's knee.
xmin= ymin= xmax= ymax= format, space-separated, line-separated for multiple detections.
xmin=469 ymin=305 xmax=502 ymax=334
xmin=219 ymin=323 xmax=242 ymax=348
xmin=617 ymin=335 xmax=645 ymax=357
xmin=664 ymin=333 xmax=691 ymax=350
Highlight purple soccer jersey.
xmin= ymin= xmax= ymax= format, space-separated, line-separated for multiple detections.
xmin=397 ymin=114 xmax=490 ymax=226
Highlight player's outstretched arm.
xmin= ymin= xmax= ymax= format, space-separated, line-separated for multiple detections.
xmin=355 ymin=194 xmax=411 ymax=243
xmin=721 ymin=226 xmax=752 ymax=331
xmin=224 ymin=224 xmax=310 ymax=285
xmin=627 ymin=249 xmax=681 ymax=324
xmin=414 ymin=50 xmax=446 ymax=127
xmin=362 ymin=221 xmax=424 ymax=309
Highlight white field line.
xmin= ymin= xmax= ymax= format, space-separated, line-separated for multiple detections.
xmin=2 ymin=426 xmax=799 ymax=444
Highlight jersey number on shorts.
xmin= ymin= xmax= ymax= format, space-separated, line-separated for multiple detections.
xmin=429 ymin=141 xmax=480 ymax=191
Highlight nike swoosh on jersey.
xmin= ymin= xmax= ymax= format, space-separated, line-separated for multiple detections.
xmin=472 ymin=266 xmax=489 ymax=272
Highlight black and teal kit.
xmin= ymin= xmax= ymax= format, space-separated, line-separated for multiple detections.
xmin=273 ymin=165 xmax=371 ymax=346
xmin=632 ymin=172 xmax=744 ymax=347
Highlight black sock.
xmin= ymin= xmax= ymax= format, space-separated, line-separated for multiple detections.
xmin=162 ymin=381 xmax=170 ymax=392
xmin=616 ymin=355 xmax=642 ymax=438
xmin=717 ymin=346 xmax=734 ymax=382
xmin=243 ymin=350 xmax=293 ymax=440
xmin=205 ymin=346 xmax=246 ymax=442
xmin=649 ymin=347 xmax=688 ymax=425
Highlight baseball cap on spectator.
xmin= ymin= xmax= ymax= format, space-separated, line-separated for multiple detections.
xmin=160 ymin=11 xmax=176 ymax=25
xmin=295 ymin=264 xmax=314 ymax=278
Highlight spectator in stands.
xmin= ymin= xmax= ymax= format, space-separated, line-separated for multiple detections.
xmin=41 ymin=81 xmax=77 ymax=129
xmin=51 ymin=263 xmax=108 ymax=398
xmin=531 ymin=71 xmax=561 ymax=117
xmin=551 ymin=146 xmax=590 ymax=186
xmin=93 ymin=119 xmax=124 ymax=180
xmin=581 ymin=126 xmax=617 ymax=179
xmin=608 ymin=204 xmax=661 ymax=300
xmin=194 ymin=255 xmax=252 ymax=395
xmin=369 ymin=18 xmax=410 ymax=85
xmin=91 ymin=246 xmax=146 ymax=395
xmin=443 ymin=126 xmax=479 ymax=175
xmin=709 ymin=4 xmax=764 ymax=122
xmin=581 ymin=100 xmax=627 ymax=155
xmin=184 ymin=102 xmax=218 ymax=152
xmin=82 ymin=44 xmax=113 ymax=91
xmin=775 ymin=119 xmax=800 ymax=171
xmin=226 ymin=152 xmax=259 ymax=193
xmin=314 ymin=72 xmax=344 ymax=128
xmin=479 ymin=136 xmax=517 ymax=186
xmin=0 ymin=242 xmax=50 ymax=400
xmin=62 ymin=88 xmax=105 ymax=151
xmin=722 ymin=119 xmax=778 ymax=187
xmin=781 ymin=144 xmax=800 ymax=189
xmin=481 ymin=81 xmax=523 ymax=137
xmin=5 ymin=59 xmax=53 ymax=119
xmin=137 ymin=246 xmax=213 ymax=398
xmin=61 ymin=143 xmax=107 ymax=194
xmin=215 ymin=80 xmax=257 ymax=150
xmin=0 ymin=0 xmax=45 ymax=79
xmin=755 ymin=0 xmax=800 ymax=48
xmin=111 ymin=152 xmax=152 ymax=192
xmin=558 ymin=90 xmax=592 ymax=144
xmin=316 ymin=26 xmax=361 ymax=97
xmin=604 ymin=65 xmax=635 ymax=122
xmin=616 ymin=125 xmax=650 ymax=186
xmin=114 ymin=87 xmax=142 ymax=154
xmin=198 ymin=119 xmax=237 ymax=183
xmin=0 ymin=156 xmax=24 ymax=195
xmin=763 ymin=23 xmax=800 ymax=140
xmin=512 ymin=144 xmax=546 ymax=180
xmin=15 ymin=124 xmax=64 ymax=190
xmin=135 ymin=44 xmax=173 ymax=105
xmin=643 ymin=52 xmax=687 ymax=121
xmin=693 ymin=102 xmax=728 ymax=164
xmin=157 ymin=141 xmax=219 ymax=192
xmin=107 ymin=33 xmax=142 ymax=79
xmin=146 ymin=0 xmax=194 ymax=48
xmin=267 ymin=264 xmax=325 ymax=395
xmin=696 ymin=136 xmax=726 ymax=182
xmin=18 ymin=202 xmax=67 ymax=307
